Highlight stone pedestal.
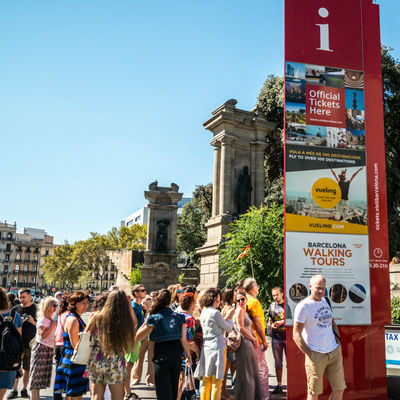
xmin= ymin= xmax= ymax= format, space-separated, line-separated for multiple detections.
xmin=140 ymin=182 xmax=183 ymax=292
xmin=196 ymin=99 xmax=275 ymax=289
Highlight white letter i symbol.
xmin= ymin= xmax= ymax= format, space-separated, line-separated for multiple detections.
xmin=316 ymin=8 xmax=333 ymax=52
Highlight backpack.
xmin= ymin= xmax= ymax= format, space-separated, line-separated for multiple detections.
xmin=0 ymin=309 xmax=24 ymax=371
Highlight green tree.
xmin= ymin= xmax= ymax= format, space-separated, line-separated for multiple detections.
xmin=103 ymin=224 xmax=147 ymax=251
xmin=176 ymin=183 xmax=212 ymax=263
xmin=129 ymin=263 xmax=142 ymax=286
xmin=257 ymin=75 xmax=284 ymax=207
xmin=218 ymin=204 xmax=284 ymax=303
xmin=72 ymin=234 xmax=111 ymax=290
xmin=43 ymin=242 xmax=80 ymax=288
xmin=392 ymin=296 xmax=400 ymax=324
xmin=382 ymin=47 xmax=400 ymax=258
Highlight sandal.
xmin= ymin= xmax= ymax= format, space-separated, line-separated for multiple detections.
xmin=131 ymin=393 xmax=141 ymax=400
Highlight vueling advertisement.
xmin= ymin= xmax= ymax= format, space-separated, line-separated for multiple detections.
xmin=285 ymin=61 xmax=368 ymax=235
xmin=285 ymin=232 xmax=371 ymax=325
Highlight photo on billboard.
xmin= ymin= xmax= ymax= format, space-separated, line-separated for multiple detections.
xmin=285 ymin=165 xmax=368 ymax=234
xmin=285 ymin=231 xmax=371 ymax=326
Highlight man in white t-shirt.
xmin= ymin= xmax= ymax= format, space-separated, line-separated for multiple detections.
xmin=293 ymin=275 xmax=346 ymax=400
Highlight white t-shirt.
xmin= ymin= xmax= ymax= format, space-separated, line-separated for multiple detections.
xmin=36 ymin=317 xmax=55 ymax=348
xmin=294 ymin=297 xmax=337 ymax=354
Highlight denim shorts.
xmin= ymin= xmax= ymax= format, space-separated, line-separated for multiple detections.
xmin=0 ymin=371 xmax=17 ymax=389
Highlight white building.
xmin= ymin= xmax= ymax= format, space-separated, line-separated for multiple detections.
xmin=124 ymin=197 xmax=192 ymax=226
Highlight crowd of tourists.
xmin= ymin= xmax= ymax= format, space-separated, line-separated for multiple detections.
xmin=0 ymin=278 xmax=288 ymax=400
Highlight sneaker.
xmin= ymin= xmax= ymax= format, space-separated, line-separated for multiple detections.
xmin=272 ymin=385 xmax=283 ymax=394
xmin=7 ymin=390 xmax=18 ymax=400
xmin=20 ymin=389 xmax=29 ymax=398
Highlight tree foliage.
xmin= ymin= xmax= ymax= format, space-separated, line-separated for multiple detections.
xmin=392 ymin=296 xmax=400 ymax=324
xmin=103 ymin=224 xmax=147 ymax=251
xmin=382 ymin=47 xmax=400 ymax=258
xmin=177 ymin=183 xmax=212 ymax=263
xmin=218 ymin=204 xmax=284 ymax=303
xmin=43 ymin=224 xmax=146 ymax=288
xmin=43 ymin=242 xmax=79 ymax=288
xmin=129 ymin=263 xmax=142 ymax=286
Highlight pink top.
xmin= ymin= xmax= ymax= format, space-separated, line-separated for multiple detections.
xmin=55 ymin=311 xmax=69 ymax=346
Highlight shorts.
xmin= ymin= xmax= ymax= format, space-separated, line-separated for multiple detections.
xmin=305 ymin=345 xmax=346 ymax=395
xmin=0 ymin=371 xmax=17 ymax=389
xmin=22 ymin=348 xmax=31 ymax=371
xmin=271 ymin=337 xmax=286 ymax=369
xmin=88 ymin=353 xmax=127 ymax=385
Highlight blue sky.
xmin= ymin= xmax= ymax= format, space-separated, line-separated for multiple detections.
xmin=1 ymin=0 xmax=398 ymax=244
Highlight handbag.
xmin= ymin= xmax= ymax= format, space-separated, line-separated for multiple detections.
xmin=266 ymin=302 xmax=275 ymax=338
xmin=70 ymin=331 xmax=94 ymax=365
xmin=227 ymin=327 xmax=242 ymax=352
xmin=180 ymin=364 xmax=198 ymax=400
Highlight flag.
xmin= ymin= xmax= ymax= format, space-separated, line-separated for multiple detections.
xmin=235 ymin=244 xmax=250 ymax=261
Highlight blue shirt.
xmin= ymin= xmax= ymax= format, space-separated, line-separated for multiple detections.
xmin=146 ymin=308 xmax=185 ymax=343
xmin=132 ymin=300 xmax=145 ymax=329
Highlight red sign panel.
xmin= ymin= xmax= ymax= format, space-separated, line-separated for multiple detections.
xmin=284 ymin=0 xmax=390 ymax=399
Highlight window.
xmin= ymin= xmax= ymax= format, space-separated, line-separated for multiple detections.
xmin=135 ymin=216 xmax=141 ymax=222
xmin=4 ymin=265 xmax=8 ymax=273
xmin=110 ymin=274 xmax=114 ymax=280
xmin=34 ymin=248 xmax=39 ymax=253
xmin=34 ymin=255 xmax=38 ymax=261
xmin=23 ymin=277 xmax=27 ymax=284
xmin=45 ymin=250 xmax=49 ymax=256
xmin=5 ymin=255 xmax=9 ymax=261
xmin=24 ymin=265 xmax=28 ymax=272
xmin=16 ymin=254 xmax=21 ymax=260
xmin=32 ymin=277 xmax=36 ymax=283
xmin=14 ymin=276 xmax=18 ymax=283
xmin=15 ymin=265 xmax=20 ymax=272
xmin=17 ymin=246 xmax=22 ymax=252
xmin=33 ymin=265 xmax=37 ymax=272
xmin=126 ymin=220 xmax=134 ymax=226
xmin=6 ymin=244 xmax=11 ymax=252
xmin=7 ymin=233 xmax=12 ymax=240
xmin=25 ymin=255 xmax=29 ymax=261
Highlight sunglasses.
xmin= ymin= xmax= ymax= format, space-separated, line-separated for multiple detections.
xmin=136 ymin=289 xmax=146 ymax=293
xmin=237 ymin=298 xmax=246 ymax=303
xmin=51 ymin=304 xmax=57 ymax=308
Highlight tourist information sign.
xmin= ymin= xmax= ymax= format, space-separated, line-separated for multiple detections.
xmin=284 ymin=0 xmax=390 ymax=398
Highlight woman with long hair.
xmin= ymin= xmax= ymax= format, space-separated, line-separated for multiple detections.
xmin=54 ymin=291 xmax=90 ymax=400
xmin=29 ymin=296 xmax=58 ymax=400
xmin=85 ymin=290 xmax=136 ymax=400
xmin=136 ymin=289 xmax=192 ymax=400
xmin=0 ymin=287 xmax=22 ymax=400
xmin=220 ymin=288 xmax=236 ymax=400
xmin=233 ymin=292 xmax=260 ymax=400
xmin=194 ymin=288 xmax=235 ymax=400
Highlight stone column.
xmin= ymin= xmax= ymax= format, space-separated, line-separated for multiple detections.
xmin=212 ymin=143 xmax=221 ymax=217
xmin=220 ymin=139 xmax=233 ymax=214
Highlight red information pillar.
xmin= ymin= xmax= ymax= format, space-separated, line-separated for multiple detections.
xmin=284 ymin=1 xmax=390 ymax=399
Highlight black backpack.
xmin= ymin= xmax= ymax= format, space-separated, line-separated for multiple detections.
xmin=0 ymin=309 xmax=24 ymax=370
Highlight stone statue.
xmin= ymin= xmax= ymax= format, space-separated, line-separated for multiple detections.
xmin=156 ymin=220 xmax=169 ymax=252
xmin=236 ymin=166 xmax=253 ymax=214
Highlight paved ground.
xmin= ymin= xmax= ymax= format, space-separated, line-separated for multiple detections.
xmin=10 ymin=336 xmax=286 ymax=400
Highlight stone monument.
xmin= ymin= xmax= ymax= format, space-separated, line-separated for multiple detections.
xmin=196 ymin=99 xmax=275 ymax=289
xmin=140 ymin=181 xmax=183 ymax=291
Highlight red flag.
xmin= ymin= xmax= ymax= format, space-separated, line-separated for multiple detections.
xmin=235 ymin=244 xmax=250 ymax=261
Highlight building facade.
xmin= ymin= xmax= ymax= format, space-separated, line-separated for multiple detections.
xmin=0 ymin=223 xmax=56 ymax=292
